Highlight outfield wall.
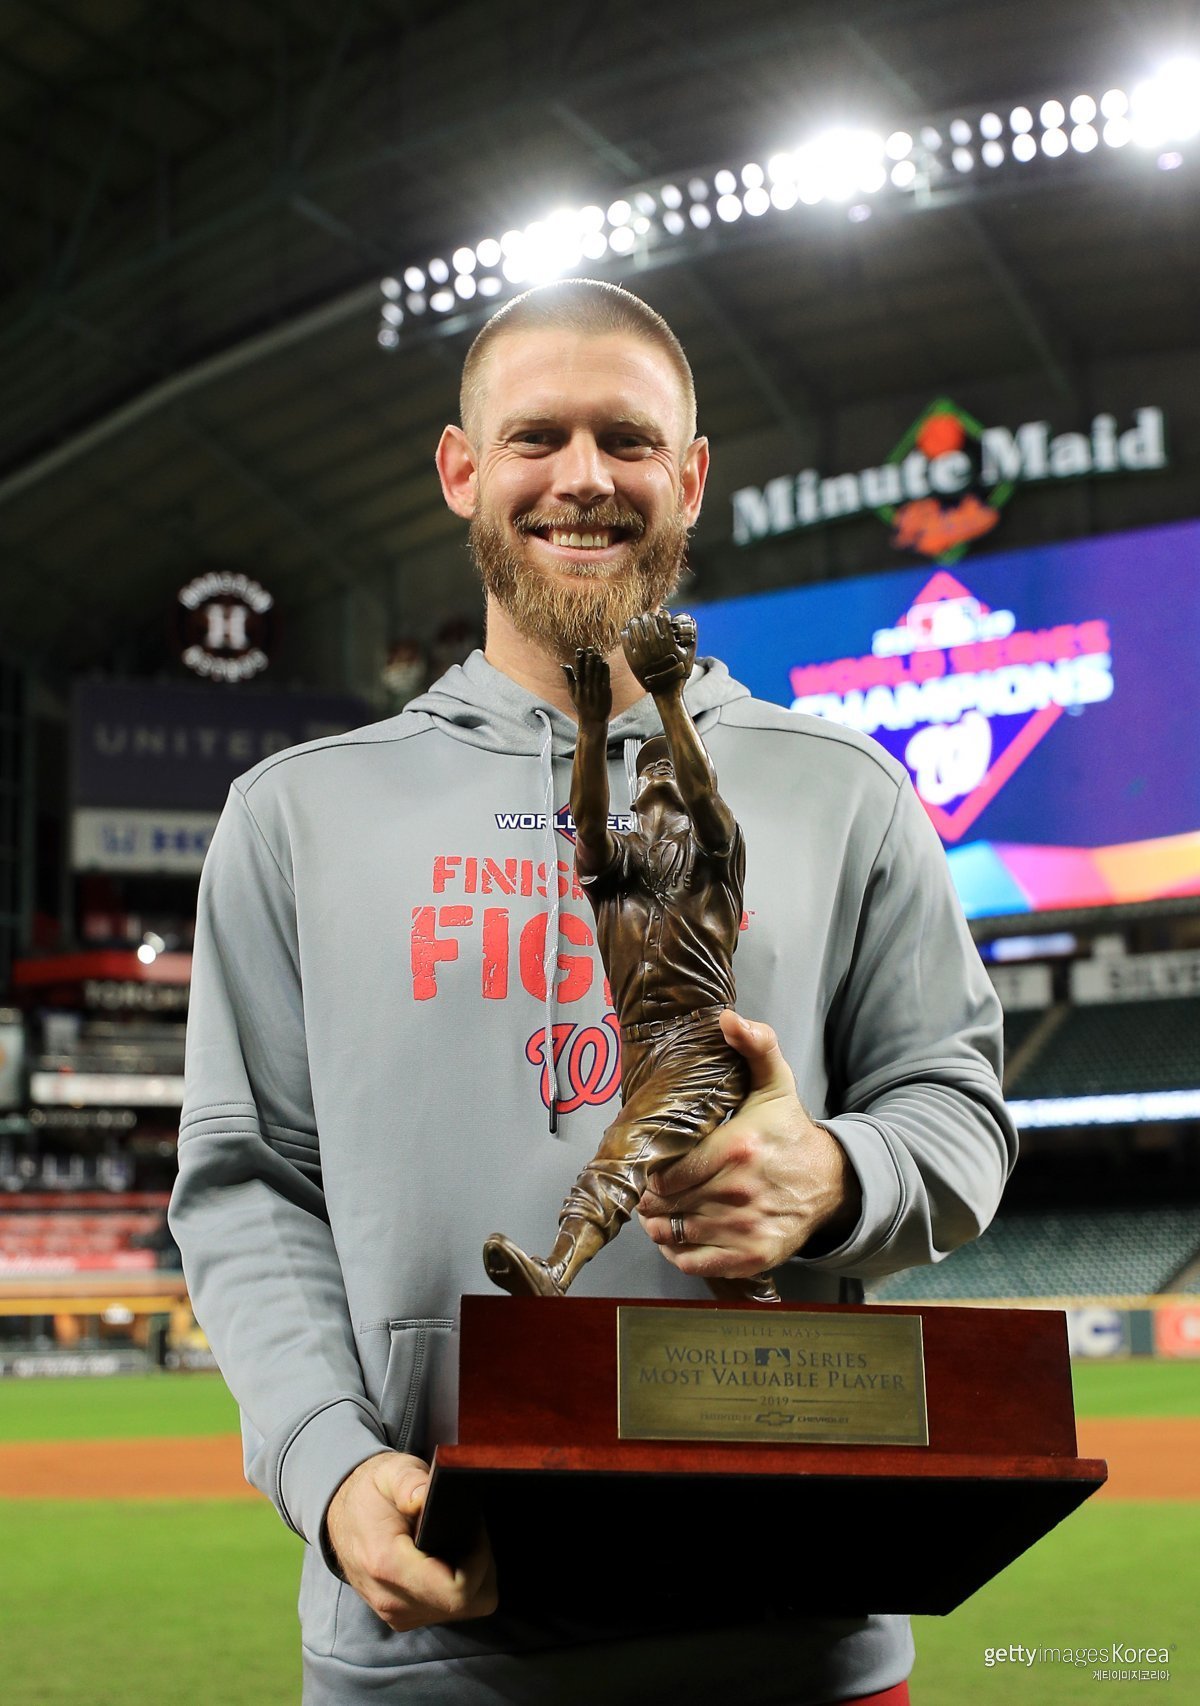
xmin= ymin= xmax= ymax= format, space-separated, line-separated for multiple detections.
xmin=905 ymin=1296 xmax=1200 ymax=1359
xmin=3 ymin=1295 xmax=1199 ymax=1376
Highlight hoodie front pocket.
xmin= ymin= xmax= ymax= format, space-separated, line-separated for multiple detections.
xmin=379 ymin=1317 xmax=455 ymax=1459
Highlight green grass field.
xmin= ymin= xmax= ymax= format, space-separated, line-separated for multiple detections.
xmin=1 ymin=1361 xmax=1196 ymax=1704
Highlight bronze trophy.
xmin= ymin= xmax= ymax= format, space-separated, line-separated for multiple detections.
xmin=483 ymin=609 xmax=779 ymax=1304
xmin=419 ymin=612 xmax=1105 ymax=1615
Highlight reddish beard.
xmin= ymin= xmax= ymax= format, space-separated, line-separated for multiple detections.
xmin=470 ymin=503 xmax=689 ymax=662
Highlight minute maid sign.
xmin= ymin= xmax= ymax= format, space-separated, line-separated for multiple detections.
xmin=731 ymin=400 xmax=1166 ymax=564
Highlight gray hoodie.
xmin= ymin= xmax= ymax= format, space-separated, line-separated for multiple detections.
xmin=170 ymin=649 xmax=1015 ymax=1704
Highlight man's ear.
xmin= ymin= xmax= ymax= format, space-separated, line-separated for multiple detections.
xmin=680 ymin=435 xmax=709 ymax=527
xmin=436 ymin=425 xmax=478 ymax=519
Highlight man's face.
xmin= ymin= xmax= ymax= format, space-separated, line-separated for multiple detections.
xmin=446 ymin=328 xmax=708 ymax=661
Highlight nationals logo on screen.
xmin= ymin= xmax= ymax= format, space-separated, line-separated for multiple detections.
xmin=788 ymin=570 xmax=1114 ymax=842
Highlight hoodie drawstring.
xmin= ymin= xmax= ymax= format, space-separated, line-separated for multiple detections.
xmin=533 ymin=709 xmax=561 ymax=1134
xmin=622 ymin=736 xmax=641 ymax=812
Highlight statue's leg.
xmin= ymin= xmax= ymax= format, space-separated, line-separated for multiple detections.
xmin=484 ymin=1016 xmax=779 ymax=1302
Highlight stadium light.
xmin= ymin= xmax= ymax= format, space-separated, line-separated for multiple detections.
xmin=378 ymin=64 xmax=1200 ymax=343
xmin=1131 ymin=57 xmax=1200 ymax=145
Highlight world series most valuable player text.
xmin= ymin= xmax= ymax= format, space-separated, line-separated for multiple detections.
xmin=617 ymin=1308 xmax=929 ymax=1447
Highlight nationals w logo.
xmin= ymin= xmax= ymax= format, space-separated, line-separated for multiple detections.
xmin=525 ymin=1017 xmax=622 ymax=1114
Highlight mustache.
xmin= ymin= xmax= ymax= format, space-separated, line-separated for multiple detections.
xmin=513 ymin=504 xmax=645 ymax=538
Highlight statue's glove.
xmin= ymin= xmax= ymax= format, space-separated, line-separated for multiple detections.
xmin=562 ymin=647 xmax=612 ymax=723
xmin=669 ymin=612 xmax=698 ymax=678
xmin=622 ymin=611 xmax=692 ymax=693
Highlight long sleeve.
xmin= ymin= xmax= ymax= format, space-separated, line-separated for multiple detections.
xmin=168 ymin=784 xmax=387 ymax=1546
xmin=801 ymin=776 xmax=1018 ymax=1280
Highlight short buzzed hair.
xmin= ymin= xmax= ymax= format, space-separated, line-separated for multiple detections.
xmin=459 ymin=278 xmax=697 ymax=449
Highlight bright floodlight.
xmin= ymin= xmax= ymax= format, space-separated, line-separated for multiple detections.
xmin=428 ymin=257 xmax=450 ymax=284
xmin=1042 ymin=127 xmax=1069 ymax=157
xmin=663 ymin=209 xmax=686 ymax=234
xmin=1040 ymin=99 xmax=1066 ymax=128
xmin=770 ymin=181 xmax=799 ymax=209
xmin=1071 ymin=123 xmax=1099 ymax=152
xmin=476 ymin=238 xmax=502 ymax=268
xmin=742 ymin=162 xmax=765 ymax=187
xmin=714 ymin=169 xmax=737 ymax=195
xmin=979 ymin=112 xmax=1003 ymax=139
xmin=794 ymin=128 xmax=886 ymax=203
xmin=950 ymin=118 xmax=972 ymax=143
xmin=890 ymin=159 xmax=917 ymax=188
xmin=982 ymin=139 xmax=1005 ymax=166
xmin=690 ymin=202 xmax=711 ymax=227
xmin=885 ymin=131 xmax=912 ymax=159
xmin=1101 ymin=88 xmax=1128 ymax=118
xmin=609 ymin=225 xmax=636 ymax=252
xmin=404 ymin=266 xmax=425 ymax=290
xmin=581 ymin=230 xmax=608 ymax=259
xmin=743 ymin=185 xmax=770 ymax=215
xmin=579 ymin=205 xmax=605 ymax=231
xmin=452 ymin=247 xmax=476 ymax=274
xmin=518 ymin=211 xmax=584 ymax=282
xmin=1010 ymin=106 xmax=1033 ymax=132
xmin=952 ymin=147 xmax=974 ymax=172
xmin=716 ymin=193 xmax=741 ymax=221
xmin=381 ymin=277 xmax=400 ymax=299
xmin=607 ymin=199 xmax=631 ymax=226
xmin=660 ymin=183 xmax=683 ymax=207
xmin=1013 ymin=133 xmax=1037 ymax=162
xmin=1070 ymin=94 xmax=1097 ymax=123
xmin=430 ymin=288 xmax=455 ymax=312
xmin=1103 ymin=115 xmax=1132 ymax=147
xmin=1131 ymin=58 xmax=1200 ymax=145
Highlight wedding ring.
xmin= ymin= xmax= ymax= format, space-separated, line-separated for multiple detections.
xmin=670 ymin=1213 xmax=687 ymax=1246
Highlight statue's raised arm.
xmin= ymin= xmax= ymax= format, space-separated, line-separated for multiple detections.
xmin=562 ymin=647 xmax=616 ymax=877
xmin=621 ymin=611 xmax=736 ymax=856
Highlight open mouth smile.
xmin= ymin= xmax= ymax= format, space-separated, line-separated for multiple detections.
xmin=523 ymin=523 xmax=637 ymax=555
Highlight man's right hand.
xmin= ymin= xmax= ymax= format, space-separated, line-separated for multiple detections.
xmin=324 ymin=1450 xmax=497 ymax=1631
xmin=562 ymin=647 xmax=612 ymax=724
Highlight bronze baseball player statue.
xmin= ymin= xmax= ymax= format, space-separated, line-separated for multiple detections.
xmin=483 ymin=610 xmax=780 ymax=1304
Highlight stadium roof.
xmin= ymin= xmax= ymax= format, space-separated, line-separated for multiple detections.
xmin=1 ymin=0 xmax=1197 ymax=683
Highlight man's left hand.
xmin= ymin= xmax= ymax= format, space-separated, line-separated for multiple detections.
xmin=636 ymin=1010 xmax=863 ymax=1278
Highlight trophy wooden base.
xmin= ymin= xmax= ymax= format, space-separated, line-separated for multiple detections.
xmin=417 ymin=1295 xmax=1106 ymax=1616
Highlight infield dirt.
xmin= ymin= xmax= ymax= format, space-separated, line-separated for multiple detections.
xmin=0 ymin=1417 xmax=1196 ymax=1499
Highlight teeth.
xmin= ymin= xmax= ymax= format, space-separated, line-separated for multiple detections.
xmin=549 ymin=529 xmax=613 ymax=548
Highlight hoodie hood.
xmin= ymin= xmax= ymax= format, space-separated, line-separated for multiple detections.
xmin=406 ymin=647 xmax=751 ymax=758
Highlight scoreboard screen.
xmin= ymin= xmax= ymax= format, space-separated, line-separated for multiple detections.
xmin=694 ymin=518 xmax=1200 ymax=919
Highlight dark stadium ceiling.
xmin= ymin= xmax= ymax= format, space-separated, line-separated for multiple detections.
xmin=0 ymin=0 xmax=1198 ymax=683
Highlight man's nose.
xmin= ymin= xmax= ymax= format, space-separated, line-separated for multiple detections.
xmin=552 ymin=432 xmax=615 ymax=506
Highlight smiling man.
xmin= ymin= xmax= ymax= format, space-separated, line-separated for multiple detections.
xmin=171 ymin=279 xmax=1016 ymax=1706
